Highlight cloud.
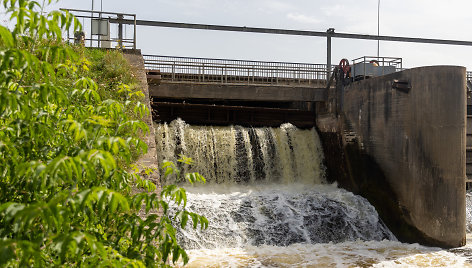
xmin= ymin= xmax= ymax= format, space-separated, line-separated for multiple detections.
xmin=286 ymin=12 xmax=321 ymax=25
xmin=264 ymin=1 xmax=296 ymax=13
xmin=321 ymin=4 xmax=345 ymax=17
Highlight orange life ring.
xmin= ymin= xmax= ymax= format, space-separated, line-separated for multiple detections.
xmin=339 ymin=58 xmax=351 ymax=77
xmin=339 ymin=58 xmax=350 ymax=74
xmin=370 ymin=60 xmax=379 ymax=66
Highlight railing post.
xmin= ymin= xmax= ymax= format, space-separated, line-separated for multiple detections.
xmin=133 ymin=15 xmax=137 ymax=49
xmin=172 ymin=62 xmax=175 ymax=81
xmin=224 ymin=64 xmax=227 ymax=83
xmin=117 ymin=14 xmax=124 ymax=48
xmin=221 ymin=66 xmax=224 ymax=83
xmin=247 ymin=68 xmax=250 ymax=84
xmin=90 ymin=9 xmax=93 ymax=47
xmin=298 ymin=66 xmax=301 ymax=84
xmin=202 ymin=63 xmax=205 ymax=82
xmin=198 ymin=65 xmax=201 ymax=82
xmin=274 ymin=64 xmax=278 ymax=84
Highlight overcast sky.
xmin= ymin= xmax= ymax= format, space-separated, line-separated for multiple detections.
xmin=3 ymin=0 xmax=472 ymax=69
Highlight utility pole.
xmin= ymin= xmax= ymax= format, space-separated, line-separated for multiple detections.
xmin=91 ymin=0 xmax=94 ymax=47
xmin=98 ymin=0 xmax=103 ymax=47
xmin=327 ymin=28 xmax=335 ymax=83
xmin=377 ymin=0 xmax=380 ymax=58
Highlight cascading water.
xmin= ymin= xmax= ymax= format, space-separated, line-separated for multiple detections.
xmin=467 ymin=192 xmax=472 ymax=233
xmin=155 ymin=119 xmax=472 ymax=267
xmin=155 ymin=119 xmax=325 ymax=184
xmin=177 ymin=184 xmax=394 ymax=250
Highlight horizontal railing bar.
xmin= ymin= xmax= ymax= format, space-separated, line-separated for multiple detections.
xmin=145 ymin=62 xmax=327 ymax=71
xmin=146 ymin=68 xmax=324 ymax=75
xmin=66 ymin=37 xmax=134 ymax=42
xmin=60 ymin=8 xmax=136 ymax=17
xmin=143 ymin=54 xmax=327 ymax=67
xmin=145 ymin=62 xmax=325 ymax=71
xmin=144 ymin=58 xmax=326 ymax=67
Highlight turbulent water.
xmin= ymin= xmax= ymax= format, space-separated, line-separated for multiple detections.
xmin=177 ymin=184 xmax=395 ymax=250
xmin=467 ymin=192 xmax=472 ymax=233
xmin=155 ymin=119 xmax=472 ymax=267
xmin=155 ymin=119 xmax=325 ymax=184
xmin=181 ymin=241 xmax=472 ymax=267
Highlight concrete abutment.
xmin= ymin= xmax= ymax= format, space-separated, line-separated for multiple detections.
xmin=318 ymin=66 xmax=466 ymax=247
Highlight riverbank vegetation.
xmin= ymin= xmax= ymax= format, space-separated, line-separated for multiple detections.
xmin=0 ymin=0 xmax=206 ymax=266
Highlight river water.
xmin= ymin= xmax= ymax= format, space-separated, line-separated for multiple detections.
xmin=155 ymin=119 xmax=472 ymax=267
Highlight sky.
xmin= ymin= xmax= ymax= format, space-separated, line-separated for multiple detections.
xmin=2 ymin=0 xmax=472 ymax=69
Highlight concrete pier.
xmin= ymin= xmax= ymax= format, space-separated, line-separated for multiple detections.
xmin=323 ymin=66 xmax=467 ymax=247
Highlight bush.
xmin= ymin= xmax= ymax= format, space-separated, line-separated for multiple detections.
xmin=0 ymin=0 xmax=206 ymax=266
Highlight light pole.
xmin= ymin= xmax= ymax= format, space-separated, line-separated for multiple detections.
xmin=91 ymin=0 xmax=94 ymax=47
xmin=377 ymin=0 xmax=380 ymax=58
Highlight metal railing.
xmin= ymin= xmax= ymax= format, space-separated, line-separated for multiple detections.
xmin=351 ymin=56 xmax=403 ymax=80
xmin=143 ymin=55 xmax=328 ymax=85
xmin=61 ymin=8 xmax=136 ymax=49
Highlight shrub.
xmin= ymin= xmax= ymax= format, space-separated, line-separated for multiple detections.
xmin=0 ymin=0 xmax=207 ymax=266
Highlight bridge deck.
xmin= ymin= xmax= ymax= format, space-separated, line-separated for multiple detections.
xmin=149 ymin=81 xmax=327 ymax=102
xmin=144 ymin=55 xmax=329 ymax=102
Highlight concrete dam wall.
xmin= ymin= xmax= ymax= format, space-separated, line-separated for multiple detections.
xmin=323 ymin=66 xmax=466 ymax=247
xmin=135 ymin=48 xmax=467 ymax=248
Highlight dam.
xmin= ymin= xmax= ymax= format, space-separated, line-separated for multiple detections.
xmin=144 ymin=59 xmax=471 ymax=265
xmin=143 ymin=51 xmax=468 ymax=248
xmin=69 ymin=7 xmax=472 ymax=265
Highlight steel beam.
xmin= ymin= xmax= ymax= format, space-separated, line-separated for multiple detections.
xmin=109 ymin=18 xmax=472 ymax=47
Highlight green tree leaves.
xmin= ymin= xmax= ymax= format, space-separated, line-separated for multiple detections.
xmin=0 ymin=0 xmax=208 ymax=266
xmin=0 ymin=26 xmax=14 ymax=48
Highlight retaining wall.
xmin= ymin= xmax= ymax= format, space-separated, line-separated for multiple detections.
xmin=333 ymin=66 xmax=466 ymax=247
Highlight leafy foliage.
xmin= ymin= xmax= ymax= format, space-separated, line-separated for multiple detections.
xmin=0 ymin=0 xmax=207 ymax=266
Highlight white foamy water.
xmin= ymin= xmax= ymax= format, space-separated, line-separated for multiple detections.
xmin=156 ymin=120 xmax=472 ymax=267
xmin=467 ymin=191 xmax=472 ymax=232
xmin=176 ymin=184 xmax=395 ymax=250
xmin=181 ymin=241 xmax=472 ymax=268
xmin=174 ymin=184 xmax=472 ymax=267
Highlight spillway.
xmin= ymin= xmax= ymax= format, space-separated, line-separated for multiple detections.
xmin=154 ymin=119 xmax=472 ymax=267
xmin=155 ymin=119 xmax=325 ymax=184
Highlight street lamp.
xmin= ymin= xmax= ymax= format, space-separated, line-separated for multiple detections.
xmin=377 ymin=0 xmax=380 ymax=58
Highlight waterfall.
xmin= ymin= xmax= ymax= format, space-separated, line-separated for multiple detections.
xmin=467 ymin=191 xmax=472 ymax=232
xmin=156 ymin=119 xmax=394 ymax=244
xmin=155 ymin=119 xmax=326 ymax=184
xmin=154 ymin=119 xmax=472 ymax=267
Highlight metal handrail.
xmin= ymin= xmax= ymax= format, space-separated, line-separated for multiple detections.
xmin=61 ymin=8 xmax=137 ymax=49
xmin=144 ymin=61 xmax=324 ymax=73
xmin=143 ymin=55 xmax=328 ymax=85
